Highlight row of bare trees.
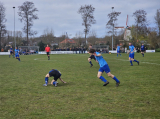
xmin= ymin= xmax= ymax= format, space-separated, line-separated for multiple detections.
xmin=0 ymin=1 xmax=160 ymax=50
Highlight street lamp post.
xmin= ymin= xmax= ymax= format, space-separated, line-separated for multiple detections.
xmin=112 ymin=7 xmax=114 ymax=50
xmin=13 ymin=7 xmax=16 ymax=49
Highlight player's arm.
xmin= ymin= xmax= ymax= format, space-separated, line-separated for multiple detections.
xmin=132 ymin=48 xmax=136 ymax=53
xmin=59 ymin=77 xmax=66 ymax=83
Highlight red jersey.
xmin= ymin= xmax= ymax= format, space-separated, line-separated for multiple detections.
xmin=45 ymin=47 xmax=50 ymax=52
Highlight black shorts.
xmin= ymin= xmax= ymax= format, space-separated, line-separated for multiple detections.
xmin=49 ymin=71 xmax=61 ymax=81
xmin=141 ymin=50 xmax=145 ymax=52
xmin=89 ymin=55 xmax=96 ymax=60
xmin=47 ymin=52 xmax=50 ymax=55
xmin=10 ymin=51 xmax=13 ymax=54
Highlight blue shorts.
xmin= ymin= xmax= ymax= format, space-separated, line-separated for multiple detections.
xmin=99 ymin=64 xmax=110 ymax=73
xmin=117 ymin=51 xmax=120 ymax=53
xmin=129 ymin=53 xmax=134 ymax=59
xmin=15 ymin=54 xmax=19 ymax=58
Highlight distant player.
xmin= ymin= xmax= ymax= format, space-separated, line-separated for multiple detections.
xmin=140 ymin=43 xmax=145 ymax=57
xmin=88 ymin=45 xmax=98 ymax=67
xmin=117 ymin=44 xmax=121 ymax=57
xmin=9 ymin=46 xmax=14 ymax=58
xmin=43 ymin=69 xmax=66 ymax=87
xmin=128 ymin=43 xmax=139 ymax=66
xmin=15 ymin=47 xmax=20 ymax=61
xmin=89 ymin=49 xmax=120 ymax=87
xmin=45 ymin=45 xmax=50 ymax=60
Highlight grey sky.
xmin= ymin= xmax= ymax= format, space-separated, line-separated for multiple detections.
xmin=2 ymin=0 xmax=160 ymax=38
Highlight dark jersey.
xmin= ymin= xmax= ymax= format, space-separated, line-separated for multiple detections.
xmin=49 ymin=69 xmax=61 ymax=81
xmin=141 ymin=45 xmax=145 ymax=51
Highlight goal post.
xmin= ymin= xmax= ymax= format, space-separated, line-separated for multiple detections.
xmin=18 ymin=46 xmax=39 ymax=55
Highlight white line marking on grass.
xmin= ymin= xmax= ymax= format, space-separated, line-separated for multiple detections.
xmin=116 ymin=59 xmax=160 ymax=65
xmin=34 ymin=58 xmax=57 ymax=61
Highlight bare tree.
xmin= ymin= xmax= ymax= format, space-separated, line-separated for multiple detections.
xmin=0 ymin=2 xmax=7 ymax=50
xmin=155 ymin=9 xmax=160 ymax=36
xmin=78 ymin=5 xmax=96 ymax=44
xmin=18 ymin=1 xmax=38 ymax=46
xmin=133 ymin=9 xmax=148 ymax=39
xmin=106 ymin=10 xmax=121 ymax=30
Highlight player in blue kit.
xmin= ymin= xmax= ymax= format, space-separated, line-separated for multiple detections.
xmin=15 ymin=47 xmax=21 ymax=61
xmin=89 ymin=49 xmax=120 ymax=87
xmin=140 ymin=43 xmax=145 ymax=57
xmin=9 ymin=46 xmax=14 ymax=58
xmin=117 ymin=44 xmax=121 ymax=57
xmin=43 ymin=69 xmax=66 ymax=87
xmin=128 ymin=43 xmax=139 ymax=66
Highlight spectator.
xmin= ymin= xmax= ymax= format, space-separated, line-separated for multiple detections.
xmin=1 ymin=48 xmax=4 ymax=52
xmin=79 ymin=47 xmax=81 ymax=54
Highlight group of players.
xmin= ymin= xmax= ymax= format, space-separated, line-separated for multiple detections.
xmin=9 ymin=43 xmax=144 ymax=87
xmin=9 ymin=46 xmax=21 ymax=61
xmin=43 ymin=42 xmax=146 ymax=87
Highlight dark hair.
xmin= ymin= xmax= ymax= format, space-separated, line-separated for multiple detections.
xmin=89 ymin=49 xmax=96 ymax=53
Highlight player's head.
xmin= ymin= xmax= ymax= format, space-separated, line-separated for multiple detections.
xmin=47 ymin=45 xmax=48 ymax=47
xmin=129 ymin=42 xmax=132 ymax=46
xmin=142 ymin=43 xmax=143 ymax=45
xmin=11 ymin=46 xmax=12 ymax=48
xmin=89 ymin=49 xmax=96 ymax=54
xmin=16 ymin=47 xmax=17 ymax=49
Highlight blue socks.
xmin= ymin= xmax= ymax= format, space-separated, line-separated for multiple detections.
xmin=130 ymin=60 xmax=133 ymax=65
xmin=113 ymin=76 xmax=120 ymax=83
xmin=89 ymin=61 xmax=93 ymax=65
xmin=99 ymin=76 xmax=107 ymax=83
xmin=53 ymin=81 xmax=56 ymax=85
xmin=134 ymin=59 xmax=138 ymax=62
xmin=117 ymin=54 xmax=118 ymax=57
xmin=18 ymin=58 xmax=20 ymax=61
xmin=45 ymin=77 xmax=48 ymax=85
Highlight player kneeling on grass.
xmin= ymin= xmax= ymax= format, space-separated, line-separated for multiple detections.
xmin=89 ymin=49 xmax=120 ymax=87
xmin=43 ymin=69 xmax=66 ymax=87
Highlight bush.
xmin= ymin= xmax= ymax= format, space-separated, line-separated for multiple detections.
xmin=155 ymin=48 xmax=160 ymax=52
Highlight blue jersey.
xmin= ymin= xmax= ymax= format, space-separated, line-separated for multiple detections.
xmin=10 ymin=48 xmax=13 ymax=52
xmin=95 ymin=52 xmax=107 ymax=67
xmin=141 ymin=45 xmax=145 ymax=51
xmin=129 ymin=45 xmax=135 ymax=54
xmin=117 ymin=46 xmax=120 ymax=51
xmin=15 ymin=49 xmax=19 ymax=55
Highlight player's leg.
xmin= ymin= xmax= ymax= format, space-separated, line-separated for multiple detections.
xmin=51 ymin=77 xmax=58 ymax=87
xmin=107 ymin=72 xmax=120 ymax=87
xmin=97 ymin=68 xmax=109 ymax=86
xmin=119 ymin=51 xmax=121 ymax=56
xmin=132 ymin=54 xmax=139 ymax=65
xmin=129 ymin=55 xmax=133 ymax=66
xmin=88 ymin=57 xmax=93 ymax=67
xmin=117 ymin=52 xmax=118 ymax=57
xmin=43 ymin=74 xmax=50 ymax=86
xmin=17 ymin=55 xmax=20 ymax=61
xmin=102 ymin=64 xmax=120 ymax=86
xmin=12 ymin=52 xmax=14 ymax=58
xmin=9 ymin=52 xmax=11 ymax=58
xmin=142 ymin=51 xmax=144 ymax=57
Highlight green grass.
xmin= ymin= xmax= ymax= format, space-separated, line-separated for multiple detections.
xmin=0 ymin=53 xmax=160 ymax=119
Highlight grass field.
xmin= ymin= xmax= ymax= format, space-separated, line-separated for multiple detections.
xmin=0 ymin=53 xmax=160 ymax=119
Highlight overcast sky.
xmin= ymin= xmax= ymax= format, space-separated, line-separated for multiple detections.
xmin=1 ymin=0 xmax=160 ymax=38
